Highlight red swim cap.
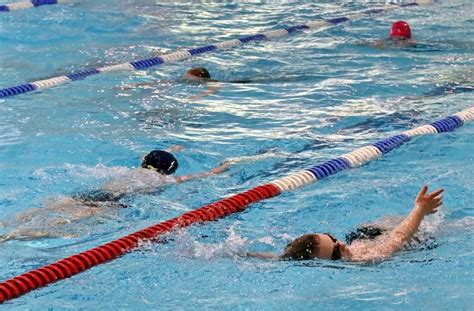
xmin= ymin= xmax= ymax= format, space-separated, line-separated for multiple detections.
xmin=390 ymin=21 xmax=412 ymax=39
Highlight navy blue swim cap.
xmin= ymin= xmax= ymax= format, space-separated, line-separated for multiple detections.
xmin=141 ymin=150 xmax=178 ymax=175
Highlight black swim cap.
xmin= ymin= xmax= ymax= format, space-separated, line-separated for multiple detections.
xmin=141 ymin=150 xmax=178 ymax=175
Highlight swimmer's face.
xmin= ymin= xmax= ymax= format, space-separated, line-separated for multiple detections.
xmin=314 ymin=234 xmax=349 ymax=260
xmin=184 ymin=72 xmax=207 ymax=83
xmin=390 ymin=36 xmax=405 ymax=40
xmin=282 ymin=233 xmax=349 ymax=261
xmin=389 ymin=36 xmax=410 ymax=41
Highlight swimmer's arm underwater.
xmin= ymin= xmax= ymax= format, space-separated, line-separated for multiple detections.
xmin=361 ymin=38 xmax=416 ymax=50
xmin=175 ymin=161 xmax=230 ymax=183
xmin=245 ymin=252 xmax=280 ymax=260
xmin=188 ymin=82 xmax=221 ymax=100
xmin=116 ymin=81 xmax=169 ymax=90
xmin=355 ymin=185 xmax=443 ymax=261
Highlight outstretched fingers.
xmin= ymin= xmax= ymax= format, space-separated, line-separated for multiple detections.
xmin=418 ymin=185 xmax=428 ymax=197
xmin=415 ymin=186 xmax=445 ymax=214
xmin=433 ymin=196 xmax=443 ymax=203
xmin=428 ymin=188 xmax=444 ymax=199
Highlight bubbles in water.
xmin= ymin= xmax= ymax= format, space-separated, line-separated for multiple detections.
xmin=169 ymin=223 xmax=249 ymax=260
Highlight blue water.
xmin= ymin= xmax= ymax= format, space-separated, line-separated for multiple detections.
xmin=0 ymin=0 xmax=473 ymax=309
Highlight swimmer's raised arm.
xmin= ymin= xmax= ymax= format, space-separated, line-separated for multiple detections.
xmin=362 ymin=185 xmax=443 ymax=260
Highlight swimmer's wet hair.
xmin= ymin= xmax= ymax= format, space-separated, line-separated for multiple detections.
xmin=187 ymin=67 xmax=211 ymax=79
xmin=345 ymin=226 xmax=385 ymax=244
xmin=281 ymin=234 xmax=320 ymax=260
xmin=141 ymin=150 xmax=179 ymax=175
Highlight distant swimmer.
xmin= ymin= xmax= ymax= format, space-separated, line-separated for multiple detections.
xmin=116 ymin=66 xmax=220 ymax=99
xmin=184 ymin=67 xmax=222 ymax=99
xmin=0 ymin=146 xmax=230 ymax=242
xmin=118 ymin=66 xmax=255 ymax=99
xmin=247 ymin=185 xmax=443 ymax=262
xmin=371 ymin=20 xmax=416 ymax=49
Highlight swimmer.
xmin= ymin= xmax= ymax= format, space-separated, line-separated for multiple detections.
xmin=69 ymin=147 xmax=230 ymax=207
xmin=117 ymin=66 xmax=221 ymax=99
xmin=371 ymin=20 xmax=416 ymax=49
xmin=184 ymin=67 xmax=222 ymax=100
xmin=248 ymin=185 xmax=443 ymax=262
xmin=0 ymin=147 xmax=231 ymax=242
xmin=118 ymin=66 xmax=258 ymax=98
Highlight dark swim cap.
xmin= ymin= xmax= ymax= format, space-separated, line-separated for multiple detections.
xmin=186 ymin=67 xmax=211 ymax=79
xmin=390 ymin=21 xmax=412 ymax=39
xmin=141 ymin=150 xmax=178 ymax=175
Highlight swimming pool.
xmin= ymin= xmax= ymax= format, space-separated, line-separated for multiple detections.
xmin=0 ymin=0 xmax=473 ymax=309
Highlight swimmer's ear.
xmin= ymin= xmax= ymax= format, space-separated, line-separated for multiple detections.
xmin=140 ymin=154 xmax=148 ymax=168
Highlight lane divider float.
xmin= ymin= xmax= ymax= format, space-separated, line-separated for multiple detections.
xmin=0 ymin=0 xmax=433 ymax=98
xmin=0 ymin=105 xmax=472 ymax=303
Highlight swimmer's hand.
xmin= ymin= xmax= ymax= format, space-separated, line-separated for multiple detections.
xmin=211 ymin=161 xmax=231 ymax=175
xmin=167 ymin=145 xmax=184 ymax=152
xmin=415 ymin=185 xmax=444 ymax=215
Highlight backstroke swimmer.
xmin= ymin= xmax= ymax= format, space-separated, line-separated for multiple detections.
xmin=0 ymin=147 xmax=231 ymax=242
xmin=247 ymin=185 xmax=443 ymax=262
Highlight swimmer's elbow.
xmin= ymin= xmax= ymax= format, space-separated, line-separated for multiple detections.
xmin=207 ymin=83 xmax=221 ymax=94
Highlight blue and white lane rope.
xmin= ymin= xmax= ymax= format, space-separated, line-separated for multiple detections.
xmin=0 ymin=0 xmax=66 ymax=11
xmin=0 ymin=0 xmax=433 ymax=98
xmin=269 ymin=107 xmax=474 ymax=192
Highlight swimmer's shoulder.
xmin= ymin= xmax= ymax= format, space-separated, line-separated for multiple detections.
xmin=366 ymin=38 xmax=416 ymax=49
xmin=129 ymin=168 xmax=177 ymax=183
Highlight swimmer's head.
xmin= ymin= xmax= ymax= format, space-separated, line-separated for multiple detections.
xmin=185 ymin=67 xmax=211 ymax=80
xmin=390 ymin=20 xmax=412 ymax=39
xmin=281 ymin=234 xmax=321 ymax=260
xmin=141 ymin=150 xmax=179 ymax=175
xmin=281 ymin=233 xmax=349 ymax=261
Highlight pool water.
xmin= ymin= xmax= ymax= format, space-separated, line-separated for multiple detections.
xmin=0 ymin=0 xmax=473 ymax=309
